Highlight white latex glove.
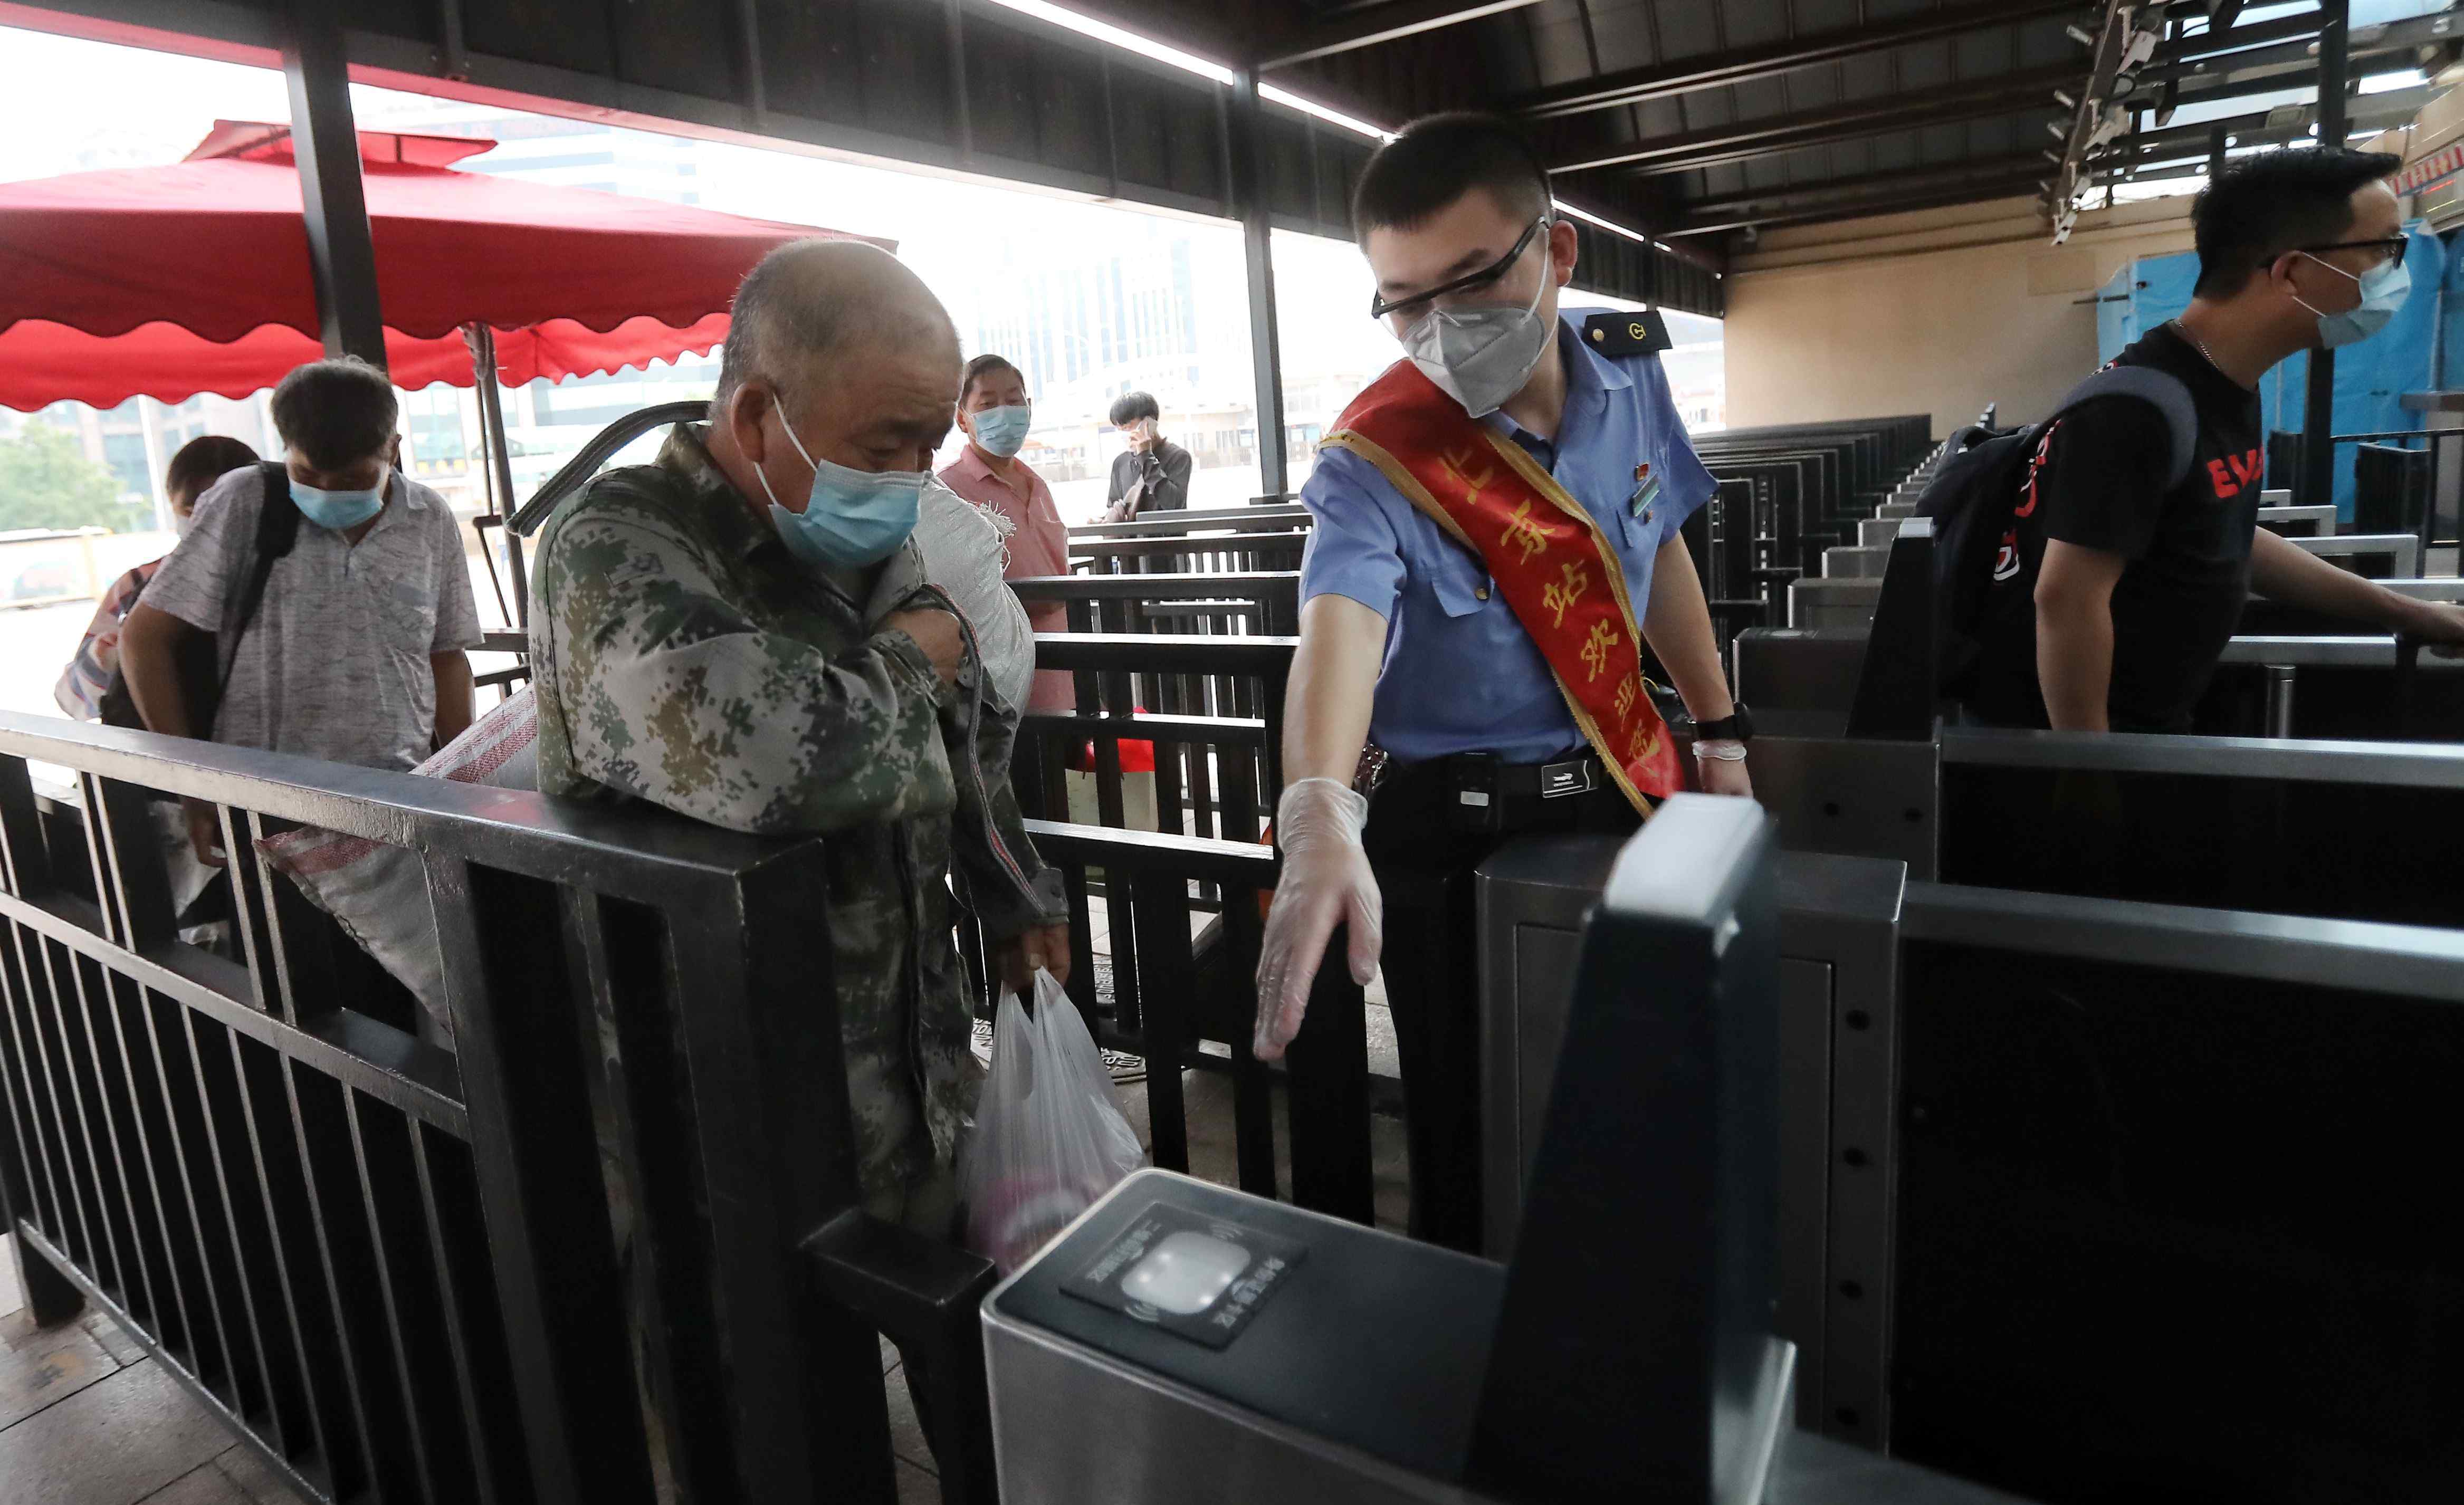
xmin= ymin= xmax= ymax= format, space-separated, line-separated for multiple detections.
xmin=1253 ymin=777 xmax=1381 ymax=1062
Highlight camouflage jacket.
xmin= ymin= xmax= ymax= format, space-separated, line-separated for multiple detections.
xmin=531 ymin=425 xmax=1066 ymax=1215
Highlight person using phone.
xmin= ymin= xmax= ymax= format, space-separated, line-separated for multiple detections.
xmin=1102 ymin=391 xmax=1192 ymax=521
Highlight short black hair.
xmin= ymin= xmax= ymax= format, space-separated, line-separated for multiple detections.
xmin=270 ymin=358 xmax=398 ymax=473
xmin=960 ymin=353 xmax=1021 ymax=406
xmin=1351 ymin=111 xmax=1553 ymax=239
xmin=1109 ymin=391 xmax=1160 ymax=427
xmin=164 ymin=435 xmax=259 ymax=503
xmin=2191 ymin=146 xmax=2402 ymax=298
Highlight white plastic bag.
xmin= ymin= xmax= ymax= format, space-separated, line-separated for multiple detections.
xmin=256 ymin=689 xmax=539 ymax=1047
xmin=911 ymin=478 xmax=1037 ymax=715
xmin=959 ymin=967 xmax=1146 ymax=1274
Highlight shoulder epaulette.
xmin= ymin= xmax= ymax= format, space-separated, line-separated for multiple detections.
xmin=1581 ymin=309 xmax=1672 ymax=358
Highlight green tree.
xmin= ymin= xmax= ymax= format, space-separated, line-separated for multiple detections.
xmin=0 ymin=425 xmax=146 ymax=533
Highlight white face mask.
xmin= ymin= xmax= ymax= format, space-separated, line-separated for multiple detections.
xmin=1397 ymin=232 xmax=1558 ymax=418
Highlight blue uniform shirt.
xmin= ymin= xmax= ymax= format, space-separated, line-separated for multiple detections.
xmin=1298 ymin=313 xmax=1718 ymax=764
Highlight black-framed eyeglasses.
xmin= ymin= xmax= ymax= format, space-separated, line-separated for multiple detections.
xmin=1368 ymin=216 xmax=1550 ymax=320
xmin=2301 ymin=236 xmax=2408 ymax=269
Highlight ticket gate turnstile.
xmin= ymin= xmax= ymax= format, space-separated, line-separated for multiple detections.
xmin=982 ymin=799 xmax=2029 ymax=1505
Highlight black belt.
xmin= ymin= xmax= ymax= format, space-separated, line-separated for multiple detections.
xmin=1378 ymin=750 xmax=1618 ymax=835
xmin=1476 ymin=752 xmax=1607 ymax=802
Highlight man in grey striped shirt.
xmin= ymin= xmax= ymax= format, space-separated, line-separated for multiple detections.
xmin=122 ymin=358 xmax=482 ymax=860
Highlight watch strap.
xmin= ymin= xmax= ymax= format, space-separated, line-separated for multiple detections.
xmin=1693 ymin=705 xmax=1753 ymax=743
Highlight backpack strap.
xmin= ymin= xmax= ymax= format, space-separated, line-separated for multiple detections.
xmin=204 ymin=462 xmax=305 ymax=736
xmin=2045 ymin=366 xmax=2201 ymax=491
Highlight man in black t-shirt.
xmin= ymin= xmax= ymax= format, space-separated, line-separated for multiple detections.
xmin=1953 ymin=147 xmax=2464 ymax=733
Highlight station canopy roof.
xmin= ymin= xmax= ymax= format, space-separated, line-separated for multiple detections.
xmin=1165 ymin=0 xmax=2460 ymax=249
xmin=4 ymin=0 xmax=2453 ymax=314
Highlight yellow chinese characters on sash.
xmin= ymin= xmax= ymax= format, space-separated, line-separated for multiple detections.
xmin=1320 ymin=361 xmax=1682 ymax=814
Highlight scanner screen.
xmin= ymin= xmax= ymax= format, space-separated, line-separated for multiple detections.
xmin=1119 ymin=1231 xmax=1254 ymax=1315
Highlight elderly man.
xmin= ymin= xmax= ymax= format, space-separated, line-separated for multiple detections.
xmin=529 ymin=238 xmax=1068 ymax=1232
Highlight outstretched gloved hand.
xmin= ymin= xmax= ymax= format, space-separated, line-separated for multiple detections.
xmin=1253 ymin=777 xmax=1381 ymax=1062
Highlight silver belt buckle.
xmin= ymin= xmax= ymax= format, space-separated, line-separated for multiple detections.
xmin=1538 ymin=756 xmax=1594 ymax=799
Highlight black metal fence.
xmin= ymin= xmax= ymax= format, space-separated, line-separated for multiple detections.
xmin=0 ymin=712 xmax=993 ymax=1505
xmin=1068 ymin=531 xmax=1309 ymax=575
xmin=1065 ymin=503 xmax=1311 ymax=539
xmin=2276 ymin=424 xmax=2464 ymax=557
xmin=1000 ymin=631 xmax=1378 ymax=1224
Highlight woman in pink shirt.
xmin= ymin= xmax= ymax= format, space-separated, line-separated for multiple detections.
xmin=940 ymin=354 xmax=1076 ymax=712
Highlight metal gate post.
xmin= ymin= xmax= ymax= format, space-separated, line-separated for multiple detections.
xmin=1229 ymin=72 xmax=1291 ymax=497
xmin=280 ymin=0 xmax=387 ymax=367
xmin=2297 ymin=0 xmax=2352 ymax=510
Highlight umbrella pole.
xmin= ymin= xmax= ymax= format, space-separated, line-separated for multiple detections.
xmin=467 ymin=323 xmax=529 ymax=627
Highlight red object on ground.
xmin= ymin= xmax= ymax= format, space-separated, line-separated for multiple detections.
xmin=1068 ymin=710 xmax=1157 ymax=774
xmin=0 ymin=121 xmax=892 ymax=410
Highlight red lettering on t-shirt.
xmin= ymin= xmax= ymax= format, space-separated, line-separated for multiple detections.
xmin=2228 ymin=449 xmax=2262 ymax=486
xmin=2016 ymin=421 xmax=2059 ymax=520
xmin=2207 ymin=457 xmax=2241 ymax=499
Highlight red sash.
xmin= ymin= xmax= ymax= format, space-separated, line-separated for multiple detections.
xmin=1323 ymin=361 xmax=1680 ymax=813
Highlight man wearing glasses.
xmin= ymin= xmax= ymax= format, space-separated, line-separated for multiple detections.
xmin=1952 ymin=146 xmax=2464 ymax=733
xmin=1252 ymin=112 xmax=1745 ymax=1251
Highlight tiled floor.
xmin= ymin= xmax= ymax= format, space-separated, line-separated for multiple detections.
xmin=0 ymin=1238 xmax=950 ymax=1505
xmin=0 ymin=1234 xmax=291 ymax=1505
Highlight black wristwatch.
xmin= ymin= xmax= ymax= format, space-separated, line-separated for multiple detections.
xmin=1692 ymin=704 xmax=1754 ymax=743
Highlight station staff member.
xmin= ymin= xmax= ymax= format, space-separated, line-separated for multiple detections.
xmin=1254 ymin=112 xmax=1750 ymax=1251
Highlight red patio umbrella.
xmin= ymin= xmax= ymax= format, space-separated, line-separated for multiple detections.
xmin=0 ymin=120 xmax=889 ymax=408
xmin=0 ymin=120 xmax=892 ymax=620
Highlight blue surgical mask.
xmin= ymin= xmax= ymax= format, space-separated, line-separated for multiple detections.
xmin=756 ymin=412 xmax=924 ymax=570
xmin=2296 ymin=251 xmax=2411 ymax=350
xmin=968 ymin=405 xmax=1034 ymax=459
xmin=290 ymin=469 xmax=387 ymax=531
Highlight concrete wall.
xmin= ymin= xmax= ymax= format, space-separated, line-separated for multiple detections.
xmin=1722 ymin=194 xmax=2198 ymax=436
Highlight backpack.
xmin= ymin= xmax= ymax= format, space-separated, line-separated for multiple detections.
xmin=100 ymin=461 xmax=301 ymax=736
xmin=1917 ymin=366 xmax=2200 ymax=685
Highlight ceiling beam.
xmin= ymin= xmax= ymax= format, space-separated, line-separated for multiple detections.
xmin=2138 ymin=9 xmax=2456 ymax=92
xmin=2132 ymin=45 xmax=2427 ymax=118
xmin=2088 ymin=80 xmax=2427 ymax=165
xmin=1256 ymin=0 xmax=1545 ymax=70
xmin=1510 ymin=0 xmax=2088 ymax=122
xmin=1680 ymin=151 xmax=2051 ymax=219
xmin=1552 ymin=61 xmax=2079 ymax=177
xmin=2156 ymin=6 xmax=2324 ymax=65
xmin=1670 ymin=172 xmax=2050 ymax=238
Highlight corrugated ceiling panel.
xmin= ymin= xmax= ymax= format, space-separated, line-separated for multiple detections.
xmin=1587 ymin=0 xmax=1660 ymax=73
xmin=1654 ymin=0 xmax=1723 ymax=62
xmin=1722 ymin=0 xmax=1790 ymax=51
xmin=1788 ymin=64 xmax=1845 ymax=112
xmin=1525 ymin=2 xmax=1599 ymax=88
xmin=1895 ymin=38 xmax=1956 ymax=90
xmin=1796 ymin=0 xmax=1862 ymax=34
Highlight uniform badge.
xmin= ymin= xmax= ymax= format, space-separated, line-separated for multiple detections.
xmin=1629 ymin=461 xmax=1662 ymax=521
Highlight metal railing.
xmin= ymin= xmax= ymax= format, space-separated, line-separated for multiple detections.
xmin=2286 ymin=425 xmax=2464 ymax=561
xmin=0 ymin=712 xmax=993 ymax=1504
xmin=1065 ymin=504 xmax=1312 ymax=540
xmin=999 ymin=632 xmax=1380 ymax=1222
xmin=1068 ymin=531 xmax=1309 ymax=576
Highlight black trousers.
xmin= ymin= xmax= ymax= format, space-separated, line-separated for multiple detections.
xmin=1362 ymin=760 xmax=1642 ymax=1253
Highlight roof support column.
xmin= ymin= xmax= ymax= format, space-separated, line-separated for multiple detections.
xmin=2299 ymin=0 xmax=2351 ymax=511
xmin=1228 ymin=71 xmax=1291 ymax=498
xmin=281 ymin=0 xmax=386 ymax=367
